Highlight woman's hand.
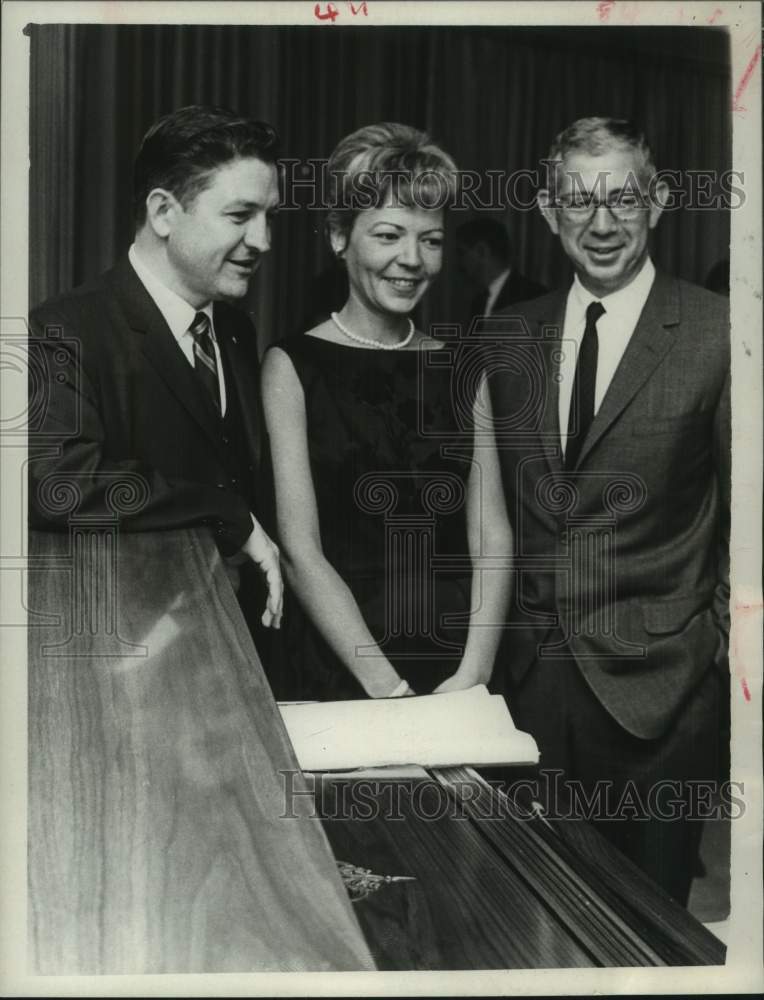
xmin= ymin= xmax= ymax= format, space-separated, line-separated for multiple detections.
xmin=387 ymin=679 xmax=416 ymax=698
xmin=432 ymin=666 xmax=484 ymax=695
xmin=363 ymin=674 xmax=415 ymax=699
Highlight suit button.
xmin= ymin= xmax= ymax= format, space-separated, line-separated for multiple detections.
xmin=222 ymin=435 xmax=230 ymax=445
xmin=230 ymin=477 xmax=238 ymax=487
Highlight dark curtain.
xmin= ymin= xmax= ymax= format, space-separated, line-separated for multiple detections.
xmin=28 ymin=24 xmax=731 ymax=352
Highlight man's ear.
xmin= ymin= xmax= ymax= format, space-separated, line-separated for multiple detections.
xmin=648 ymin=179 xmax=669 ymax=230
xmin=144 ymin=188 xmax=179 ymax=239
xmin=537 ymin=189 xmax=560 ymax=235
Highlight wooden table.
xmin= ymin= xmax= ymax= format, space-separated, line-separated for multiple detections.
xmin=27 ymin=527 xmax=725 ymax=973
xmin=314 ymin=766 xmax=726 ymax=969
xmin=27 ymin=528 xmax=375 ymax=974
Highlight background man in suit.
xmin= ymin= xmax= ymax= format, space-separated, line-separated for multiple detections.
xmin=455 ymin=218 xmax=546 ymax=328
xmin=29 ymin=105 xmax=283 ymax=629
xmin=489 ymin=117 xmax=730 ymax=904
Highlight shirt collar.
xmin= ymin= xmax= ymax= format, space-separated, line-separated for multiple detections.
xmin=569 ymin=256 xmax=655 ymax=322
xmin=128 ymin=244 xmax=215 ymax=342
xmin=487 ymin=267 xmax=511 ymax=302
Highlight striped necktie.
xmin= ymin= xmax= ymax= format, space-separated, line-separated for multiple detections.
xmin=189 ymin=311 xmax=220 ymax=413
xmin=565 ymin=300 xmax=605 ymax=470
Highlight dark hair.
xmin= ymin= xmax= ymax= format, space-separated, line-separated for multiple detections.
xmin=133 ymin=105 xmax=279 ymax=225
xmin=546 ymin=117 xmax=656 ymax=192
xmin=325 ymin=122 xmax=458 ymax=249
xmin=455 ymin=218 xmax=511 ymax=262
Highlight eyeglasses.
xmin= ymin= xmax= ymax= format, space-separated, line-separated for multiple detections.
xmin=553 ymin=194 xmax=649 ymax=221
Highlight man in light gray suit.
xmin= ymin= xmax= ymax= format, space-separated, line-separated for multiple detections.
xmin=489 ymin=118 xmax=730 ymax=905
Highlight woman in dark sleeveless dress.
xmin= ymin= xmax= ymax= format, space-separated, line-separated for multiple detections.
xmin=262 ymin=123 xmax=511 ymax=700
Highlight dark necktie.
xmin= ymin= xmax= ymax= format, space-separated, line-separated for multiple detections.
xmin=189 ymin=311 xmax=220 ymax=414
xmin=565 ymin=300 xmax=605 ymax=470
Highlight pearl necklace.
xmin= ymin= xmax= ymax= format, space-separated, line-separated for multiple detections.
xmin=330 ymin=312 xmax=415 ymax=351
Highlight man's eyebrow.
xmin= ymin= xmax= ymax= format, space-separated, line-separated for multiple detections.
xmin=563 ymin=185 xmax=640 ymax=199
xmin=223 ymin=199 xmax=280 ymax=210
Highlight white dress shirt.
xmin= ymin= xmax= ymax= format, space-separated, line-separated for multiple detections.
xmin=558 ymin=257 xmax=655 ymax=456
xmin=128 ymin=244 xmax=227 ymax=414
xmin=484 ymin=267 xmax=511 ymax=316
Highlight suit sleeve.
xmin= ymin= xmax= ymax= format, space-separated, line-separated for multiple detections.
xmin=711 ymin=365 xmax=731 ymax=670
xmin=28 ymin=305 xmax=253 ymax=556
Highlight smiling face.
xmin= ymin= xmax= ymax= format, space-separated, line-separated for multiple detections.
xmin=333 ymin=203 xmax=445 ymax=318
xmin=152 ymin=156 xmax=280 ymax=306
xmin=539 ymin=146 xmax=665 ymax=298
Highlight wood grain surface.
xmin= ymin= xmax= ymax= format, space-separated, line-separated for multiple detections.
xmin=27 ymin=528 xmax=375 ymax=974
xmin=317 ymin=772 xmax=592 ymax=969
xmin=436 ymin=767 xmax=725 ymax=966
xmin=315 ymin=767 xmax=726 ymax=970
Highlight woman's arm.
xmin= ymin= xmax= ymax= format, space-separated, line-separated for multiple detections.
xmin=433 ymin=377 xmax=513 ymax=693
xmin=261 ymin=346 xmax=409 ymax=698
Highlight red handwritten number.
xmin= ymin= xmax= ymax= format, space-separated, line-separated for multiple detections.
xmin=596 ymin=0 xmax=615 ymax=21
xmin=314 ymin=2 xmax=339 ymax=22
xmin=349 ymin=1 xmax=369 ymax=13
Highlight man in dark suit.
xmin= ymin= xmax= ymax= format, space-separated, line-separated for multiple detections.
xmin=455 ymin=218 xmax=546 ymax=329
xmin=489 ymin=117 xmax=730 ymax=904
xmin=29 ymin=105 xmax=283 ymax=628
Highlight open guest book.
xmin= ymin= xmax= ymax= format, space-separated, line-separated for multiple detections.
xmin=279 ymin=684 xmax=539 ymax=771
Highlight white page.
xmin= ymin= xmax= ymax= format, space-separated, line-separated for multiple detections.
xmin=280 ymin=685 xmax=539 ymax=770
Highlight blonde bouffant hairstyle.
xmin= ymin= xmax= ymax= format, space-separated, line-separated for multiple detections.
xmin=325 ymin=122 xmax=458 ymax=253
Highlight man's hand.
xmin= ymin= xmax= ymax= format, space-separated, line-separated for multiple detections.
xmin=241 ymin=515 xmax=283 ymax=628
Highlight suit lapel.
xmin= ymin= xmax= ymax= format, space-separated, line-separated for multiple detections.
xmin=493 ymin=274 xmax=512 ymax=313
xmin=498 ymin=271 xmax=529 ymax=311
xmin=105 ymin=258 xmax=223 ymax=448
xmin=530 ymin=293 xmax=567 ymax=476
xmin=575 ymin=271 xmax=680 ymax=468
xmin=215 ymin=306 xmax=262 ymax=469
